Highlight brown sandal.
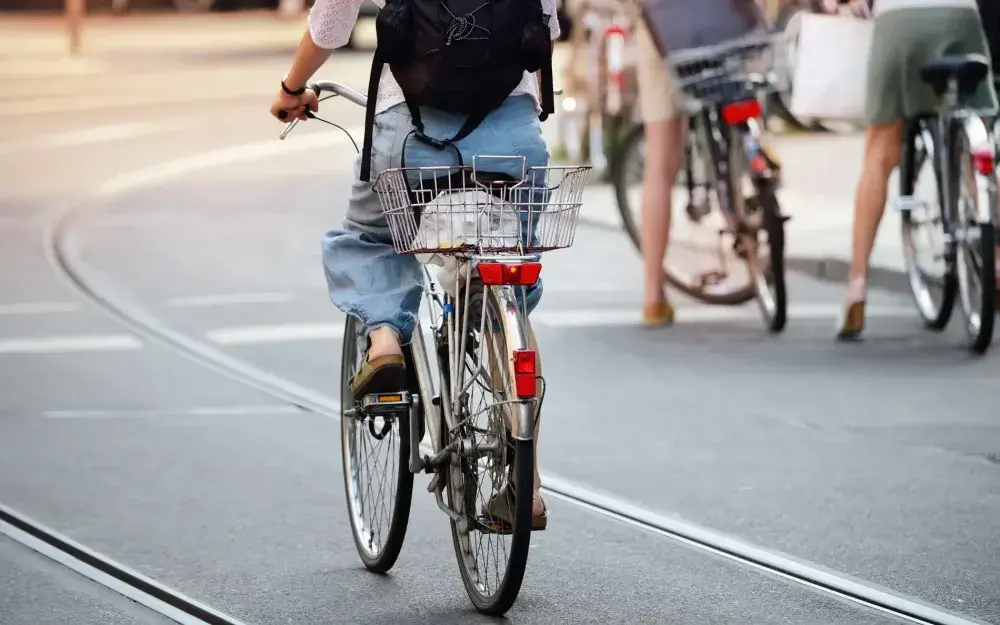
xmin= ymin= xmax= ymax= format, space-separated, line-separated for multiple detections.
xmin=349 ymin=352 xmax=406 ymax=397
xmin=481 ymin=486 xmax=547 ymax=532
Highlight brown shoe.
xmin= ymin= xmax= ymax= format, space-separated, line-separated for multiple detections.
xmin=348 ymin=352 xmax=406 ymax=397
xmin=836 ymin=301 xmax=865 ymax=342
xmin=642 ymin=300 xmax=675 ymax=327
xmin=480 ymin=485 xmax=547 ymax=532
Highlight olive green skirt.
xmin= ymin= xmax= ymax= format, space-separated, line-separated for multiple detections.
xmin=866 ymin=7 xmax=999 ymax=125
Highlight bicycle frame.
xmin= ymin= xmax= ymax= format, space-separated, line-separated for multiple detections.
xmin=898 ymin=79 xmax=996 ymax=261
xmin=689 ymin=97 xmax=779 ymax=231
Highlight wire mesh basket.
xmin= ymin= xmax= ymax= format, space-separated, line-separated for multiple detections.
xmin=372 ymin=158 xmax=591 ymax=257
xmin=668 ymin=32 xmax=792 ymax=106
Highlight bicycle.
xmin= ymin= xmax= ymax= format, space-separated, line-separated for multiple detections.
xmin=896 ymin=54 xmax=997 ymax=354
xmin=558 ymin=0 xmax=637 ymax=179
xmin=611 ymin=33 xmax=790 ymax=332
xmin=278 ymin=82 xmax=590 ymax=615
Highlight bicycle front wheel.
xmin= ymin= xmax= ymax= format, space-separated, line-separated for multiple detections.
xmin=340 ymin=314 xmax=414 ymax=573
xmin=949 ymin=120 xmax=997 ymax=354
xmin=445 ymin=285 xmax=535 ymax=616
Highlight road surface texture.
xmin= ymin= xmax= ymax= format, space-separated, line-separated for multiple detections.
xmin=1 ymin=14 xmax=998 ymax=625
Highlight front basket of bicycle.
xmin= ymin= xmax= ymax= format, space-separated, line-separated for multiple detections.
xmin=669 ymin=32 xmax=792 ymax=106
xmin=372 ymin=164 xmax=591 ymax=256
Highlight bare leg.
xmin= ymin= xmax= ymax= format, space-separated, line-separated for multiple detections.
xmin=641 ymin=116 xmax=686 ymax=316
xmin=847 ymin=120 xmax=904 ymax=287
xmin=838 ymin=120 xmax=903 ymax=338
xmin=368 ymin=325 xmax=403 ymax=358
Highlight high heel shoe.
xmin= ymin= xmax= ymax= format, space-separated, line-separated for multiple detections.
xmin=642 ymin=300 xmax=675 ymax=327
xmin=836 ymin=301 xmax=866 ymax=342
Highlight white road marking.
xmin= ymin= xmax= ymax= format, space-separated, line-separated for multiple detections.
xmin=0 ymin=334 xmax=142 ymax=354
xmin=99 ymin=129 xmax=363 ymax=197
xmin=0 ymin=122 xmax=180 ymax=156
xmin=41 ymin=405 xmax=300 ymax=419
xmin=166 ymin=292 xmax=294 ymax=308
xmin=206 ymin=323 xmax=343 ymax=346
xmin=0 ymin=301 xmax=81 ymax=315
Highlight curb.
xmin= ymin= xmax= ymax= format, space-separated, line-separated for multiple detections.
xmin=784 ymin=256 xmax=911 ymax=296
xmin=576 ymin=213 xmax=913 ymax=295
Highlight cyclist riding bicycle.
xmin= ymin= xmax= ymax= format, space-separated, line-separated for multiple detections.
xmin=836 ymin=0 xmax=999 ymax=340
xmin=269 ymin=0 xmax=560 ymax=529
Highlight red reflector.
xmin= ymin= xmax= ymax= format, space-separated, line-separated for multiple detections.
xmin=971 ymin=149 xmax=995 ymax=176
xmin=721 ymin=100 xmax=762 ymax=125
xmin=512 ymin=349 xmax=536 ymax=397
xmin=477 ymin=262 xmax=542 ymax=286
xmin=513 ymin=349 xmax=535 ymax=374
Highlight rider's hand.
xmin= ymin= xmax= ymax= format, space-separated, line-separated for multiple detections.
xmin=270 ymin=87 xmax=318 ymax=122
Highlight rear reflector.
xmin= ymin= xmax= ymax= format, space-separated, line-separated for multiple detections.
xmin=721 ymin=99 xmax=762 ymax=125
xmin=512 ymin=349 xmax=537 ymax=398
xmin=477 ymin=262 xmax=542 ymax=286
xmin=971 ymin=148 xmax=995 ymax=176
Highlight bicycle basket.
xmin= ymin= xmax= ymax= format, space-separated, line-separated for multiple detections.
xmin=372 ymin=164 xmax=591 ymax=257
xmin=668 ymin=32 xmax=792 ymax=106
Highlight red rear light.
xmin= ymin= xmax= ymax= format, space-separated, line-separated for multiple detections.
xmin=721 ymin=100 xmax=762 ymax=125
xmin=512 ymin=349 xmax=536 ymax=398
xmin=971 ymin=148 xmax=995 ymax=176
xmin=477 ymin=262 xmax=542 ymax=286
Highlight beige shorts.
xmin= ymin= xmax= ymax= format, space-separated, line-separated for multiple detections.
xmin=635 ymin=20 xmax=680 ymax=123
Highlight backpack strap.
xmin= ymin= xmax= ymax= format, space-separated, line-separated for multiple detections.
xmin=538 ymin=47 xmax=555 ymax=122
xmin=359 ymin=52 xmax=385 ymax=183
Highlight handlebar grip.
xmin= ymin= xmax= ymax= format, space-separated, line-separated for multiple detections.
xmin=277 ymin=85 xmax=321 ymax=122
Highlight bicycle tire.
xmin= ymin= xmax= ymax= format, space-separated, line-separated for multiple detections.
xmin=611 ymin=122 xmax=756 ymax=305
xmin=750 ymin=187 xmax=788 ymax=332
xmin=446 ymin=286 xmax=533 ymax=616
xmin=948 ymin=120 xmax=996 ymax=354
xmin=340 ymin=314 xmax=414 ymax=574
xmin=900 ymin=119 xmax=957 ymax=330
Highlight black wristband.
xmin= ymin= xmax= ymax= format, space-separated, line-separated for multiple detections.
xmin=281 ymin=80 xmax=306 ymax=96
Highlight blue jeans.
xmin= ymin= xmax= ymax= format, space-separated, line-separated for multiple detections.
xmin=322 ymin=95 xmax=550 ymax=343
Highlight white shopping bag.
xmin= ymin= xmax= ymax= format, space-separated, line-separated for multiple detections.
xmin=788 ymin=12 xmax=873 ymax=122
xmin=413 ymin=189 xmax=519 ymax=264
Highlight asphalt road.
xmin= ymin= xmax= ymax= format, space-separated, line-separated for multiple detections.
xmin=1 ymin=54 xmax=999 ymax=625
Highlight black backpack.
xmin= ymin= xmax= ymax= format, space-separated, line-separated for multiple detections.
xmin=978 ymin=0 xmax=999 ymax=73
xmin=359 ymin=0 xmax=556 ymax=182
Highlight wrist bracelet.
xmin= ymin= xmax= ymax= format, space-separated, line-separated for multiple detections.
xmin=281 ymin=79 xmax=306 ymax=96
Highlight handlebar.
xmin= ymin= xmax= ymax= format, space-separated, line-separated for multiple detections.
xmin=276 ymin=81 xmax=368 ymax=121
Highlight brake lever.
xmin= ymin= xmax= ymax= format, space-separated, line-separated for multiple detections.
xmin=278 ymin=109 xmax=317 ymax=141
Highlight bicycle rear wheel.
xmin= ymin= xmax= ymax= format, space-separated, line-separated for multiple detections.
xmin=612 ymin=122 xmax=757 ymax=305
xmin=949 ymin=121 xmax=997 ymax=354
xmin=900 ymin=119 xmax=958 ymax=330
xmin=745 ymin=186 xmax=788 ymax=332
xmin=340 ymin=315 xmax=414 ymax=573
xmin=445 ymin=285 xmax=534 ymax=616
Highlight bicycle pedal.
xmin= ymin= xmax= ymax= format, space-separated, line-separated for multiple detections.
xmin=474 ymin=515 xmax=514 ymax=536
xmin=894 ymin=195 xmax=926 ymax=213
xmin=359 ymin=391 xmax=411 ymax=414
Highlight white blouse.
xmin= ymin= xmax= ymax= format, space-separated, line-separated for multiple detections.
xmin=307 ymin=0 xmax=562 ymax=115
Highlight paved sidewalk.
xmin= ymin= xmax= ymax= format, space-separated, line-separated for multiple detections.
xmin=0 ymin=11 xmax=307 ymax=60
xmin=577 ymin=131 xmax=912 ymax=294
